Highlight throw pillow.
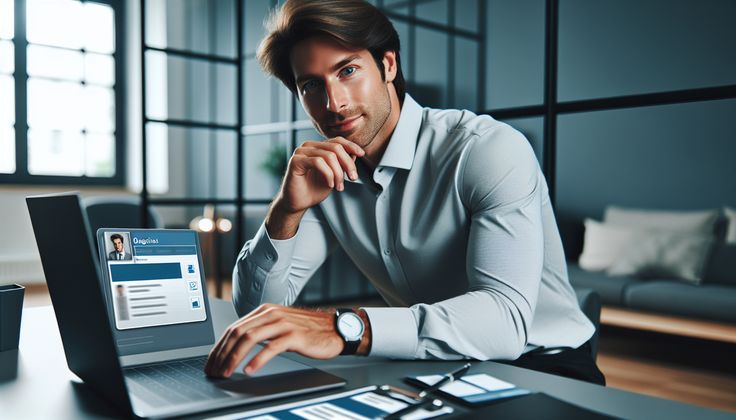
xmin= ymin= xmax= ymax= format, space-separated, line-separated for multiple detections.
xmin=578 ymin=219 xmax=637 ymax=271
xmin=607 ymin=232 xmax=714 ymax=285
xmin=604 ymin=206 xmax=720 ymax=235
xmin=725 ymin=207 xmax=736 ymax=244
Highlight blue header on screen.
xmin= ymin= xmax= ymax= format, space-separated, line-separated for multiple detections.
xmin=129 ymin=230 xmax=197 ymax=247
xmin=110 ymin=263 xmax=181 ymax=282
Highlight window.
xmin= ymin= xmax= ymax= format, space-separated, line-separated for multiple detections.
xmin=0 ymin=0 xmax=124 ymax=185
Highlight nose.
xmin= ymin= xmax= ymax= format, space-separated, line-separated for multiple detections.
xmin=324 ymin=80 xmax=348 ymax=113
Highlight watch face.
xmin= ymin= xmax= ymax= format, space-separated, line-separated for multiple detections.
xmin=337 ymin=312 xmax=364 ymax=341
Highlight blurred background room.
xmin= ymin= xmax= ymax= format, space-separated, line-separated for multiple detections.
xmin=0 ymin=0 xmax=734 ymax=413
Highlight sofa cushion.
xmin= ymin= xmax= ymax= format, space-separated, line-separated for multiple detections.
xmin=567 ymin=264 xmax=643 ymax=306
xmin=624 ymin=281 xmax=736 ymax=323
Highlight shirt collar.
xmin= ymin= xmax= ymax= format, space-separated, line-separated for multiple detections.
xmin=376 ymin=94 xmax=422 ymax=171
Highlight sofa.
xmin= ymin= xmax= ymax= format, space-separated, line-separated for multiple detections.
xmin=565 ymin=207 xmax=736 ymax=333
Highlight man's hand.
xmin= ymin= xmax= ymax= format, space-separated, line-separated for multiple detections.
xmin=204 ymin=304 xmax=343 ymax=378
xmin=266 ymin=137 xmax=364 ymax=239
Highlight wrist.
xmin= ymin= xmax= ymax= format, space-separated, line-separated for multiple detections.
xmin=265 ymin=199 xmax=306 ymax=240
xmin=355 ymin=308 xmax=372 ymax=356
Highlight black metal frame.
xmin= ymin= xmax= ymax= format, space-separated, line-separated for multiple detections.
xmin=483 ymin=0 xmax=736 ymax=205
xmin=1 ymin=0 xmax=126 ymax=186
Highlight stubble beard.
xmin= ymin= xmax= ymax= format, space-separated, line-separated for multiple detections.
xmin=317 ymin=84 xmax=392 ymax=150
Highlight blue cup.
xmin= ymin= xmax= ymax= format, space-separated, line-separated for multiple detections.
xmin=0 ymin=284 xmax=25 ymax=351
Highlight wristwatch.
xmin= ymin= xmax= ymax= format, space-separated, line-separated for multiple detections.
xmin=335 ymin=308 xmax=365 ymax=355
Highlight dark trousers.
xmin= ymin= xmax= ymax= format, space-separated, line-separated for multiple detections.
xmin=500 ymin=341 xmax=606 ymax=386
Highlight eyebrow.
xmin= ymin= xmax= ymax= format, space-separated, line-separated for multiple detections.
xmin=295 ymin=54 xmax=362 ymax=86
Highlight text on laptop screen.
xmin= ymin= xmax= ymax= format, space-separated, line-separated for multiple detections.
xmin=104 ymin=230 xmax=206 ymax=330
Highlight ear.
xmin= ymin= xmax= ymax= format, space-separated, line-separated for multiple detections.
xmin=382 ymin=50 xmax=398 ymax=83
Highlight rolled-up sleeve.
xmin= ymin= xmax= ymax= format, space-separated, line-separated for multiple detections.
xmin=232 ymin=208 xmax=337 ymax=317
xmin=374 ymin=126 xmax=545 ymax=361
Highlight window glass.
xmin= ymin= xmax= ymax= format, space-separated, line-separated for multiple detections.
xmin=145 ymin=0 xmax=235 ymax=58
xmin=145 ymin=51 xmax=236 ymax=125
xmin=82 ymin=2 xmax=115 ymax=54
xmin=26 ymin=0 xmax=84 ymax=49
xmin=28 ymin=45 xmax=84 ymax=81
xmin=455 ymin=0 xmax=478 ymax=32
xmin=243 ymin=131 xmax=289 ymax=200
xmin=28 ymin=129 xmax=85 ymax=176
xmin=558 ymin=0 xmax=736 ymax=101
xmin=0 ymin=0 xmax=14 ymax=40
xmin=0 ymin=127 xmax=14 ymax=174
xmin=382 ymin=0 xmax=410 ymax=17
xmin=454 ymin=37 xmax=478 ymax=111
xmin=83 ymin=86 xmax=115 ymax=132
xmin=85 ymin=53 xmax=115 ymax=86
xmin=486 ymin=0 xmax=544 ymax=109
xmin=244 ymin=0 xmax=270 ymax=56
xmin=244 ymin=58 xmax=290 ymax=125
xmin=28 ymin=78 xmax=84 ymax=130
xmin=0 ymin=40 xmax=13 ymax=73
xmin=0 ymin=75 xmax=13 ymax=126
xmin=146 ymin=124 xmax=237 ymax=199
xmin=85 ymin=132 xmax=115 ymax=177
xmin=414 ymin=27 xmax=448 ymax=108
xmin=416 ymin=0 xmax=447 ymax=26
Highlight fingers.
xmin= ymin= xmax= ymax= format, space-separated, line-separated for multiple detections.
xmin=205 ymin=305 xmax=280 ymax=376
xmin=297 ymin=139 xmax=364 ymax=186
xmin=300 ymin=148 xmax=348 ymax=191
xmin=245 ymin=334 xmax=297 ymax=374
xmin=205 ymin=305 xmax=341 ymax=377
xmin=329 ymin=137 xmax=366 ymax=158
xmin=219 ymin=321 xmax=293 ymax=377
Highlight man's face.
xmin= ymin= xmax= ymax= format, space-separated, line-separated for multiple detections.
xmin=291 ymin=36 xmax=394 ymax=149
xmin=113 ymin=238 xmax=124 ymax=253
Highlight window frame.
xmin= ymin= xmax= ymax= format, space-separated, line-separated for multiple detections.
xmin=0 ymin=0 xmax=126 ymax=186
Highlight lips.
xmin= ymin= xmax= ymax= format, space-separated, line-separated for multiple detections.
xmin=327 ymin=115 xmax=363 ymax=132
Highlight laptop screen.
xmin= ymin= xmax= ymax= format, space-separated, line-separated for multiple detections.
xmin=97 ymin=229 xmax=215 ymax=356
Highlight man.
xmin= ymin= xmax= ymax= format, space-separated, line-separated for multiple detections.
xmin=205 ymin=0 xmax=604 ymax=385
xmin=108 ymin=234 xmax=132 ymax=261
xmin=115 ymin=284 xmax=130 ymax=321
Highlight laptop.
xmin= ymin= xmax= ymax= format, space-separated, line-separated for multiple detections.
xmin=26 ymin=192 xmax=345 ymax=418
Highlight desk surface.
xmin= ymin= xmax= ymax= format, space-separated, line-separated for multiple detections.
xmin=0 ymin=299 xmax=731 ymax=419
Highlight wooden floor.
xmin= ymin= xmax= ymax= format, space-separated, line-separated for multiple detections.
xmin=20 ymin=283 xmax=736 ymax=414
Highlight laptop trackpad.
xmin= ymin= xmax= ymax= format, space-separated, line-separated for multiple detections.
xmin=215 ymin=368 xmax=342 ymax=395
xmin=213 ymin=345 xmax=334 ymax=395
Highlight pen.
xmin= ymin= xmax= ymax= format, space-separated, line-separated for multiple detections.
xmin=383 ymin=397 xmax=443 ymax=420
xmin=418 ymin=362 xmax=472 ymax=399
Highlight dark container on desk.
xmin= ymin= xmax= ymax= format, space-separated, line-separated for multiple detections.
xmin=0 ymin=284 xmax=25 ymax=351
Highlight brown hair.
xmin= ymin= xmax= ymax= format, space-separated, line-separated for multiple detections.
xmin=257 ymin=0 xmax=405 ymax=100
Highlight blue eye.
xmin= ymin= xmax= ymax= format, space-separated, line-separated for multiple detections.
xmin=340 ymin=67 xmax=356 ymax=77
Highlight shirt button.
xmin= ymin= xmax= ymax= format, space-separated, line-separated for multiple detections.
xmin=384 ymin=249 xmax=392 ymax=256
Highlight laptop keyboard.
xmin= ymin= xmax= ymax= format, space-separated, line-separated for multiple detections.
xmin=124 ymin=356 xmax=231 ymax=407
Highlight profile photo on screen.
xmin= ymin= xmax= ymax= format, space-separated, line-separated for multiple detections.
xmin=106 ymin=232 xmax=133 ymax=261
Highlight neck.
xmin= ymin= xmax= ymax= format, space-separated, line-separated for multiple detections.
xmin=362 ymin=88 xmax=402 ymax=171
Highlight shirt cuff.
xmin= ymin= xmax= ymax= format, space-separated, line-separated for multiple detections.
xmin=362 ymin=307 xmax=418 ymax=359
xmin=248 ymin=222 xmax=297 ymax=273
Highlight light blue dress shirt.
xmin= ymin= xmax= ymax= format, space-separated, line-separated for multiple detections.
xmin=233 ymin=95 xmax=594 ymax=361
